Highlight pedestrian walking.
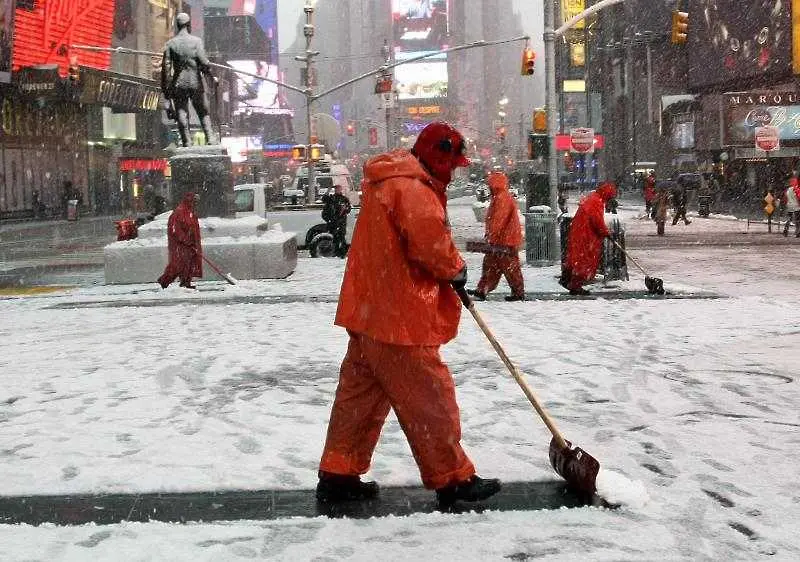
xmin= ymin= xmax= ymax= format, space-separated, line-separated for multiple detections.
xmin=317 ymin=121 xmax=501 ymax=506
xmin=158 ymin=192 xmax=202 ymax=289
xmin=653 ymin=182 xmax=670 ymax=236
xmin=671 ymin=176 xmax=692 ymax=226
xmin=560 ymin=181 xmax=616 ymax=295
xmin=321 ymin=183 xmax=352 ymax=258
xmin=643 ymin=171 xmax=656 ymax=218
xmin=782 ymin=174 xmax=800 ymax=237
xmin=468 ymin=170 xmax=525 ymax=301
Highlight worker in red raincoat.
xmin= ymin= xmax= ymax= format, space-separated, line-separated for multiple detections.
xmin=643 ymin=171 xmax=656 ymax=217
xmin=158 ymin=191 xmax=202 ymax=289
xmin=468 ymin=170 xmax=525 ymax=301
xmin=317 ymin=122 xmax=501 ymax=506
xmin=560 ymin=182 xmax=617 ymax=295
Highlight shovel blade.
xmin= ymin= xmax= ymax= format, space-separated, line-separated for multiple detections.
xmin=549 ymin=437 xmax=600 ymax=495
xmin=645 ymin=276 xmax=665 ymax=295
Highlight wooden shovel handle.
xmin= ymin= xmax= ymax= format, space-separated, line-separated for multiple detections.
xmin=611 ymin=239 xmax=648 ymax=276
xmin=455 ymin=286 xmax=569 ymax=450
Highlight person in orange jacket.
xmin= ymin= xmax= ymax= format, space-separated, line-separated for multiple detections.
xmin=317 ymin=121 xmax=502 ymax=506
xmin=560 ymin=182 xmax=617 ymax=295
xmin=158 ymin=191 xmax=202 ymax=289
xmin=468 ymin=170 xmax=525 ymax=301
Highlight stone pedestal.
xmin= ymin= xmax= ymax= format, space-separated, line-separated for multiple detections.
xmin=167 ymin=145 xmax=232 ymax=218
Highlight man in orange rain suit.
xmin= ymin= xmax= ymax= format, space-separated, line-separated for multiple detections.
xmin=468 ymin=170 xmax=525 ymax=301
xmin=158 ymin=192 xmax=202 ymax=289
xmin=317 ymin=122 xmax=501 ymax=506
xmin=560 ymin=181 xmax=617 ymax=296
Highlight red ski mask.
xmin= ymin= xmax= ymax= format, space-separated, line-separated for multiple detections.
xmin=411 ymin=122 xmax=470 ymax=185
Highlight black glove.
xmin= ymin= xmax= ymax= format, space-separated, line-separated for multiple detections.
xmin=450 ymin=266 xmax=468 ymax=290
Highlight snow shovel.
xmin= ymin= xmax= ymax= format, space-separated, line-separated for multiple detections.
xmin=201 ymin=254 xmax=237 ymax=285
xmin=454 ymin=286 xmax=600 ymax=495
xmin=611 ymin=240 xmax=665 ymax=295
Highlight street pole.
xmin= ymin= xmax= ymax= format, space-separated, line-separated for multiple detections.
xmin=543 ymin=0 xmax=625 ymax=261
xmin=297 ymin=1 xmax=318 ymax=205
xmin=382 ymin=40 xmax=393 ymax=150
xmin=544 ymin=0 xmax=559 ymax=219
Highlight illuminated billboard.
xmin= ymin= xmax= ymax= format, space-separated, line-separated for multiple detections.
xmin=392 ymin=0 xmax=448 ymax=52
xmin=12 ymin=0 xmax=115 ymax=76
xmin=688 ymin=0 xmax=792 ymax=91
xmin=221 ymin=135 xmax=263 ymax=163
xmin=395 ymin=52 xmax=448 ymax=100
xmin=228 ymin=60 xmax=284 ymax=114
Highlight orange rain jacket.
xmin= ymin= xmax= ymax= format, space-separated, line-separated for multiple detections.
xmin=335 ymin=149 xmax=465 ymax=346
xmin=564 ymin=183 xmax=616 ymax=284
xmin=485 ymin=173 xmax=522 ymax=249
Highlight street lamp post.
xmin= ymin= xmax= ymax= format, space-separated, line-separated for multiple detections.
xmin=295 ymin=1 xmax=319 ymax=205
xmin=544 ymin=0 xmax=625 ymax=258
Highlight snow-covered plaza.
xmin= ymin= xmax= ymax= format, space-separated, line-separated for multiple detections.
xmin=1 ymin=201 xmax=799 ymax=560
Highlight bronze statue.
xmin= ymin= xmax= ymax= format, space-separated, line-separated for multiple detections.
xmin=161 ymin=13 xmax=218 ymax=147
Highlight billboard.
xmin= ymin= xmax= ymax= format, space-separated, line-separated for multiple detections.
xmin=392 ymin=1 xmax=449 ymax=101
xmin=221 ymin=136 xmax=263 ymax=163
xmin=394 ymin=52 xmax=447 ymax=100
xmin=12 ymin=0 xmax=115 ymax=76
xmin=688 ymin=0 xmax=792 ymax=91
xmin=725 ymin=92 xmax=800 ymax=145
xmin=228 ymin=60 xmax=283 ymax=114
xmin=392 ymin=0 xmax=448 ymax=51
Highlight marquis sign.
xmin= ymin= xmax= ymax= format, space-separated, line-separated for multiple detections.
xmin=78 ymin=68 xmax=161 ymax=113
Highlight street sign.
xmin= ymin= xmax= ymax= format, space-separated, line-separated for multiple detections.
xmin=755 ymin=126 xmax=780 ymax=152
xmin=381 ymin=92 xmax=395 ymax=109
xmin=569 ymin=127 xmax=594 ymax=153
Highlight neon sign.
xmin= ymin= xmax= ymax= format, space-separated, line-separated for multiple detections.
xmin=12 ymin=0 xmax=116 ymax=77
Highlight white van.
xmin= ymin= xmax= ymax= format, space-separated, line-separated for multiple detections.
xmin=284 ymin=161 xmax=360 ymax=206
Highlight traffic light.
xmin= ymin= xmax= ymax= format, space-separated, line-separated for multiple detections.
xmin=521 ymin=48 xmax=536 ymax=76
xmin=68 ymin=55 xmax=80 ymax=82
xmin=291 ymin=144 xmax=307 ymax=160
xmin=532 ymin=108 xmax=547 ymax=134
xmin=346 ymin=121 xmax=355 ymax=136
xmin=671 ymin=10 xmax=688 ymax=45
xmin=528 ymin=133 xmax=549 ymax=159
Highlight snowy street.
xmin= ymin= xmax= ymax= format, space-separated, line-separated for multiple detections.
xmin=1 ymin=202 xmax=800 ymax=560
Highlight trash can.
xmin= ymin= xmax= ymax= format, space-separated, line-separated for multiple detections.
xmin=66 ymin=199 xmax=79 ymax=221
xmin=525 ymin=208 xmax=558 ymax=266
xmin=698 ymin=195 xmax=711 ymax=217
xmin=601 ymin=216 xmax=628 ymax=282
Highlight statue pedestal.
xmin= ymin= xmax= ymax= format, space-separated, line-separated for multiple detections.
xmin=167 ymin=145 xmax=232 ymax=218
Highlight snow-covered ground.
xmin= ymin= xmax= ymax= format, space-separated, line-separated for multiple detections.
xmin=1 ymin=201 xmax=800 ymax=560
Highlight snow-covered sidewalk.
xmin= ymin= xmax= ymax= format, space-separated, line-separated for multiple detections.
xmin=2 ymin=229 xmax=800 ymax=560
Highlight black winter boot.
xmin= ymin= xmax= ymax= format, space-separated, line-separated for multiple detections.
xmin=436 ymin=475 xmax=501 ymax=506
xmin=467 ymin=289 xmax=487 ymax=301
xmin=504 ymin=294 xmax=526 ymax=302
xmin=316 ymin=472 xmax=379 ymax=503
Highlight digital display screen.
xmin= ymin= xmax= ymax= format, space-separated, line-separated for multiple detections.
xmin=394 ymin=52 xmax=447 ymax=100
xmin=221 ymin=136 xmax=263 ymax=163
xmin=392 ymin=0 xmax=448 ymax=52
xmin=687 ymin=0 xmax=792 ymax=91
xmin=228 ymin=60 xmax=281 ymax=114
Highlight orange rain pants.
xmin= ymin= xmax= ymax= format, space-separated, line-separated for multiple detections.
xmin=319 ymin=332 xmax=476 ymax=490
xmin=476 ymin=253 xmax=525 ymax=297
